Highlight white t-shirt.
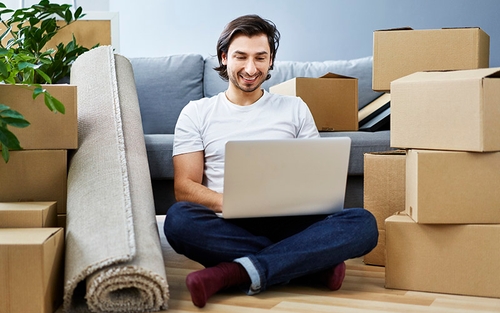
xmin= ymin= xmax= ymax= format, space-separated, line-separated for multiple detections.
xmin=173 ymin=90 xmax=319 ymax=193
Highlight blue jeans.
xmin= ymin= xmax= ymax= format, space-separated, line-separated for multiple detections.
xmin=164 ymin=201 xmax=378 ymax=294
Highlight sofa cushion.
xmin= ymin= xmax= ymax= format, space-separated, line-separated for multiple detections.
xmin=320 ymin=130 xmax=392 ymax=175
xmin=203 ymin=55 xmax=382 ymax=109
xmin=130 ymin=54 xmax=204 ymax=134
xmin=145 ymin=134 xmax=175 ymax=179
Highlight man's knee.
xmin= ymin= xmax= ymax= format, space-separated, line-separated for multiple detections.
xmin=163 ymin=201 xmax=190 ymax=239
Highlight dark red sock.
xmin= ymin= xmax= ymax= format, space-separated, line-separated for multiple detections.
xmin=321 ymin=261 xmax=346 ymax=291
xmin=186 ymin=262 xmax=250 ymax=308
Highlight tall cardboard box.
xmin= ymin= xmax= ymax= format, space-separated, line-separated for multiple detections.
xmin=0 ymin=150 xmax=67 ymax=214
xmin=373 ymin=27 xmax=490 ymax=92
xmin=363 ymin=150 xmax=405 ymax=266
xmin=385 ymin=214 xmax=500 ymax=298
xmin=391 ymin=67 xmax=500 ymax=152
xmin=0 ymin=228 xmax=65 ymax=313
xmin=406 ymin=149 xmax=500 ymax=224
xmin=0 ymin=202 xmax=57 ymax=228
xmin=0 ymin=84 xmax=77 ymax=150
xmin=270 ymin=73 xmax=358 ymax=131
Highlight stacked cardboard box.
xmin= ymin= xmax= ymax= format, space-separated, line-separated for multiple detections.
xmin=363 ymin=150 xmax=406 ymax=266
xmin=0 ymin=84 xmax=77 ymax=223
xmin=0 ymin=85 xmax=77 ymax=312
xmin=368 ymin=26 xmax=500 ymax=297
xmin=364 ymin=27 xmax=491 ymax=268
xmin=385 ymin=67 xmax=500 ymax=298
xmin=0 ymin=202 xmax=65 ymax=313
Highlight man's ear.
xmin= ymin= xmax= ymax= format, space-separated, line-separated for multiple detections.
xmin=221 ymin=52 xmax=227 ymax=65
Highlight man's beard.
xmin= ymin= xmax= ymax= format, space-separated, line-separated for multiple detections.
xmin=228 ymin=69 xmax=268 ymax=93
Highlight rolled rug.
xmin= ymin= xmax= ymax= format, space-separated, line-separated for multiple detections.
xmin=64 ymin=46 xmax=169 ymax=312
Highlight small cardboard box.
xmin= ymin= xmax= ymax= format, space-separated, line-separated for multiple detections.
xmin=48 ymin=20 xmax=113 ymax=49
xmin=0 ymin=228 xmax=65 ymax=313
xmin=391 ymin=67 xmax=500 ymax=152
xmin=406 ymin=149 xmax=500 ymax=224
xmin=0 ymin=84 xmax=77 ymax=150
xmin=0 ymin=202 xmax=57 ymax=228
xmin=1 ymin=13 xmax=119 ymax=52
xmin=270 ymin=73 xmax=358 ymax=131
xmin=373 ymin=27 xmax=490 ymax=92
xmin=0 ymin=150 xmax=67 ymax=214
xmin=385 ymin=214 xmax=500 ymax=298
xmin=363 ymin=150 xmax=406 ymax=266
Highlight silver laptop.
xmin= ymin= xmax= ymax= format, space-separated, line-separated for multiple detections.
xmin=220 ymin=137 xmax=351 ymax=219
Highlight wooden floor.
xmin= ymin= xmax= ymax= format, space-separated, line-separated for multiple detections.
xmin=156 ymin=216 xmax=500 ymax=312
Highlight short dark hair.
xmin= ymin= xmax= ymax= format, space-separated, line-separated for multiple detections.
xmin=214 ymin=14 xmax=280 ymax=81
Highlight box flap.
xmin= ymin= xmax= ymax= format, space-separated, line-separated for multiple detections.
xmin=365 ymin=150 xmax=406 ymax=156
xmin=375 ymin=27 xmax=413 ymax=32
xmin=320 ymin=72 xmax=355 ymax=79
xmin=376 ymin=26 xmax=481 ymax=32
xmin=393 ymin=67 xmax=500 ymax=84
xmin=385 ymin=212 xmax=412 ymax=224
xmin=0 ymin=228 xmax=62 ymax=245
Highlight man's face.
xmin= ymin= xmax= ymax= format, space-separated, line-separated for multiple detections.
xmin=222 ymin=33 xmax=272 ymax=93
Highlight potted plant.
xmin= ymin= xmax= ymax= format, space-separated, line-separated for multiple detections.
xmin=0 ymin=0 xmax=96 ymax=162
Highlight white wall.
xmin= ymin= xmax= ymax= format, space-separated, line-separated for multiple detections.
xmin=4 ymin=0 xmax=108 ymax=10
xmin=6 ymin=0 xmax=500 ymax=66
xmin=109 ymin=0 xmax=500 ymax=66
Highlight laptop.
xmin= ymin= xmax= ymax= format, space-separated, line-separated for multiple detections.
xmin=219 ymin=137 xmax=351 ymax=218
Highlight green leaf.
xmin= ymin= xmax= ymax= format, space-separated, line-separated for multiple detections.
xmin=64 ymin=9 xmax=72 ymax=24
xmin=0 ymin=117 xmax=30 ymax=128
xmin=0 ymin=26 xmax=12 ymax=42
xmin=35 ymin=68 xmax=52 ymax=84
xmin=0 ymin=125 xmax=22 ymax=150
xmin=44 ymin=93 xmax=65 ymax=114
xmin=2 ymin=144 xmax=10 ymax=163
xmin=32 ymin=87 xmax=45 ymax=99
xmin=74 ymin=7 xmax=83 ymax=19
xmin=18 ymin=61 xmax=38 ymax=70
xmin=0 ymin=107 xmax=30 ymax=128
xmin=0 ymin=61 xmax=8 ymax=77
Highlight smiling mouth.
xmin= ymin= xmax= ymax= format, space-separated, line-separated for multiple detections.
xmin=240 ymin=74 xmax=259 ymax=84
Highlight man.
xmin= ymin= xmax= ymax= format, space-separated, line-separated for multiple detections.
xmin=164 ymin=14 xmax=378 ymax=308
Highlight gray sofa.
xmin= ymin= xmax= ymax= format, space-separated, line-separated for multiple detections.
xmin=129 ymin=54 xmax=392 ymax=215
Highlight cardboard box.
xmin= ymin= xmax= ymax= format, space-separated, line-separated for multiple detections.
xmin=391 ymin=67 xmax=500 ymax=152
xmin=48 ymin=20 xmax=112 ymax=49
xmin=406 ymin=149 xmax=500 ymax=224
xmin=363 ymin=229 xmax=385 ymax=266
xmin=363 ymin=150 xmax=405 ymax=266
xmin=1 ymin=13 xmax=119 ymax=52
xmin=0 ymin=202 xmax=57 ymax=228
xmin=0 ymin=228 xmax=65 ymax=313
xmin=0 ymin=84 xmax=77 ymax=150
xmin=57 ymin=214 xmax=66 ymax=229
xmin=270 ymin=73 xmax=358 ymax=131
xmin=385 ymin=214 xmax=500 ymax=298
xmin=373 ymin=27 xmax=490 ymax=92
xmin=0 ymin=150 xmax=67 ymax=214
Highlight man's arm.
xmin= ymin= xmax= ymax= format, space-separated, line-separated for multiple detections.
xmin=173 ymin=151 xmax=223 ymax=212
